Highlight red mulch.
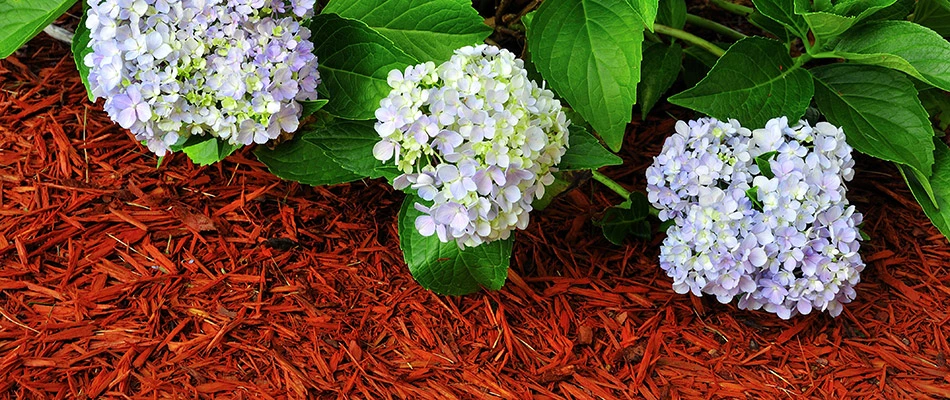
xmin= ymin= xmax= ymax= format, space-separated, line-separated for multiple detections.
xmin=2 ymin=32 xmax=950 ymax=400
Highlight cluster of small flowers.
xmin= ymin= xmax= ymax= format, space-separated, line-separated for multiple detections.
xmin=374 ymin=45 xmax=569 ymax=248
xmin=646 ymin=117 xmax=864 ymax=319
xmin=84 ymin=0 xmax=319 ymax=156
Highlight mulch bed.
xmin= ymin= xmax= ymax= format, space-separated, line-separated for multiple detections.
xmin=2 ymin=20 xmax=950 ymax=400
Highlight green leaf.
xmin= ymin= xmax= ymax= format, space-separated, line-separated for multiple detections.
xmin=638 ymin=41 xmax=682 ymax=118
xmin=811 ymin=63 xmax=934 ymax=177
xmin=920 ymin=88 xmax=950 ymax=131
xmin=793 ymin=0 xmax=897 ymax=42
xmin=627 ymin=0 xmax=659 ymax=31
xmin=594 ymin=193 xmax=652 ymax=245
xmin=322 ymin=0 xmax=491 ymax=63
xmin=913 ymin=0 xmax=950 ymax=37
xmin=866 ymin=0 xmax=915 ymax=21
xmin=0 ymin=0 xmax=77 ymax=58
xmin=300 ymin=99 xmax=329 ymax=118
xmin=899 ymin=140 xmax=950 ymax=241
xmin=752 ymin=0 xmax=810 ymax=39
xmin=656 ymin=0 xmax=686 ymax=29
xmin=302 ymin=118 xmax=400 ymax=181
xmin=255 ymin=135 xmax=362 ymax=186
xmin=749 ymin=9 xmax=794 ymax=43
xmin=175 ymin=136 xmax=240 ymax=166
xmin=746 ymin=186 xmax=764 ymax=210
xmin=559 ymin=124 xmax=623 ymax=170
xmin=532 ymin=171 xmax=577 ymax=210
xmin=399 ymin=195 xmax=513 ymax=295
xmin=72 ymin=2 xmax=94 ymax=101
xmin=755 ymin=151 xmax=779 ymax=178
xmin=526 ymin=0 xmax=645 ymax=152
xmin=668 ymin=37 xmax=813 ymax=128
xmin=831 ymin=21 xmax=950 ymax=92
xmin=309 ymin=13 xmax=416 ymax=120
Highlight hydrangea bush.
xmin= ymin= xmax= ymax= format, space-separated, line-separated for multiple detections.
xmin=4 ymin=0 xmax=950 ymax=302
xmin=83 ymin=0 xmax=320 ymax=156
xmin=647 ymin=117 xmax=864 ymax=318
xmin=373 ymin=45 xmax=569 ymax=248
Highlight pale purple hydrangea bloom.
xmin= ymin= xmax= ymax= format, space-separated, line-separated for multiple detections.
xmin=84 ymin=0 xmax=319 ymax=156
xmin=646 ymin=117 xmax=864 ymax=319
xmin=375 ymin=45 xmax=570 ymax=248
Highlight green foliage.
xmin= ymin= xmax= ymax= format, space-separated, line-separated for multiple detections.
xmin=755 ymin=151 xmax=779 ymax=179
xmin=899 ymin=140 xmax=950 ymax=241
xmin=920 ymin=89 xmax=950 ymax=132
xmin=309 ymin=13 xmax=416 ymax=120
xmin=398 ymin=195 xmax=513 ymax=295
xmin=669 ymin=37 xmax=813 ymax=129
xmin=638 ymin=42 xmax=683 ymax=118
xmin=831 ymin=21 xmax=950 ymax=92
xmin=177 ymin=136 xmax=241 ymax=166
xmin=913 ymin=0 xmax=950 ymax=37
xmin=656 ymin=0 xmax=687 ymax=29
xmin=594 ymin=192 xmax=652 ymax=245
xmin=322 ymin=0 xmax=491 ymax=63
xmin=559 ymin=124 xmax=623 ymax=171
xmin=72 ymin=2 xmax=94 ymax=101
xmin=0 ymin=0 xmax=76 ymax=58
xmin=627 ymin=0 xmax=659 ymax=31
xmin=300 ymin=99 xmax=329 ymax=118
xmin=752 ymin=0 xmax=810 ymax=39
xmin=811 ymin=64 xmax=935 ymax=177
xmin=255 ymin=135 xmax=362 ymax=186
xmin=526 ymin=0 xmax=645 ymax=151
xmin=793 ymin=0 xmax=897 ymax=43
xmin=303 ymin=118 xmax=400 ymax=181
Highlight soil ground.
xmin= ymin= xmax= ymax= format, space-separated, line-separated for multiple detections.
xmin=1 ymin=5 xmax=950 ymax=399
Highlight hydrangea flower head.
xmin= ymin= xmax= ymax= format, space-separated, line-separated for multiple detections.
xmin=375 ymin=44 xmax=569 ymax=248
xmin=646 ymin=117 xmax=864 ymax=319
xmin=84 ymin=0 xmax=320 ymax=156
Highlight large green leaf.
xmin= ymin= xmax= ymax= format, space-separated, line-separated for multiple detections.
xmin=72 ymin=3 xmax=94 ymax=101
xmin=309 ymin=14 xmax=416 ymax=120
xmin=398 ymin=195 xmax=513 ymax=295
xmin=920 ymin=89 xmax=950 ymax=132
xmin=638 ymin=41 xmax=682 ymax=118
xmin=322 ymin=0 xmax=491 ymax=63
xmin=303 ymin=118 xmax=399 ymax=181
xmin=830 ymin=21 xmax=950 ymax=92
xmin=656 ymin=0 xmax=686 ymax=29
xmin=0 ymin=0 xmax=76 ymax=58
xmin=594 ymin=193 xmax=652 ymax=245
xmin=627 ymin=0 xmax=659 ymax=31
xmin=913 ymin=0 xmax=950 ymax=37
xmin=668 ymin=37 xmax=813 ymax=128
xmin=899 ymin=140 xmax=950 ymax=241
xmin=812 ymin=63 xmax=935 ymax=177
xmin=526 ymin=0 xmax=644 ymax=152
xmin=866 ymin=0 xmax=915 ymax=21
xmin=255 ymin=135 xmax=362 ymax=186
xmin=559 ymin=124 xmax=623 ymax=170
xmin=752 ymin=0 xmax=810 ymax=39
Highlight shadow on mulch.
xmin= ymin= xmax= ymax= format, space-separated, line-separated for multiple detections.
xmin=2 ymin=24 xmax=950 ymax=400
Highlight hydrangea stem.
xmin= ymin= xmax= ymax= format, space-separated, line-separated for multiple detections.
xmin=653 ymin=24 xmax=726 ymax=57
xmin=685 ymin=14 xmax=747 ymax=41
xmin=591 ymin=170 xmax=631 ymax=200
xmin=708 ymin=0 xmax=754 ymax=17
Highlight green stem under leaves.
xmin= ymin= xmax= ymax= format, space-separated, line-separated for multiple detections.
xmin=708 ymin=0 xmax=754 ymax=17
xmin=685 ymin=14 xmax=747 ymax=41
xmin=654 ymin=23 xmax=726 ymax=57
xmin=591 ymin=170 xmax=631 ymax=200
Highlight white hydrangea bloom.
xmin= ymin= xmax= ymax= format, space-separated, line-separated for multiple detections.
xmin=646 ymin=117 xmax=864 ymax=319
xmin=84 ymin=0 xmax=320 ymax=156
xmin=374 ymin=44 xmax=569 ymax=248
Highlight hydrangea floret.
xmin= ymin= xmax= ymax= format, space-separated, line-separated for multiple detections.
xmin=84 ymin=0 xmax=320 ymax=156
xmin=646 ymin=117 xmax=864 ymax=319
xmin=373 ymin=44 xmax=569 ymax=248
